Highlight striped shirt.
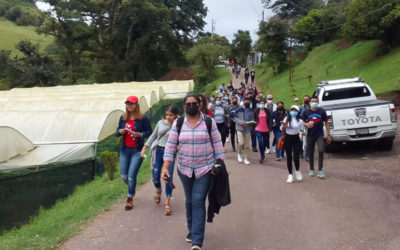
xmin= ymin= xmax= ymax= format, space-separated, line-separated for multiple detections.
xmin=163 ymin=113 xmax=225 ymax=179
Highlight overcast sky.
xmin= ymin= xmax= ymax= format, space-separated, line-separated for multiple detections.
xmin=36 ymin=0 xmax=272 ymax=43
xmin=202 ymin=0 xmax=273 ymax=43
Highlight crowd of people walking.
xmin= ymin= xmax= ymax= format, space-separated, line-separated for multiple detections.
xmin=114 ymin=64 xmax=331 ymax=250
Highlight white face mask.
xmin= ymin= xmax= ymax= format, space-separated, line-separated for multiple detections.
xmin=267 ymin=100 xmax=273 ymax=104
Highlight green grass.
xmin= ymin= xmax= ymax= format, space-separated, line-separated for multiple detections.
xmin=201 ymin=67 xmax=232 ymax=95
xmin=0 ymin=18 xmax=54 ymax=55
xmin=255 ymin=40 xmax=400 ymax=106
xmin=0 ymin=158 xmax=151 ymax=250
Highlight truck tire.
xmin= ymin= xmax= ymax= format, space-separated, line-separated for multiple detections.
xmin=379 ymin=138 xmax=394 ymax=151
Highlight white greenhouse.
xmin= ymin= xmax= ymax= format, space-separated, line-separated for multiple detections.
xmin=0 ymin=80 xmax=194 ymax=171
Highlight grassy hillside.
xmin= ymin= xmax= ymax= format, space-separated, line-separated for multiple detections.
xmin=199 ymin=67 xmax=232 ymax=96
xmin=0 ymin=18 xmax=53 ymax=55
xmin=254 ymin=40 xmax=400 ymax=106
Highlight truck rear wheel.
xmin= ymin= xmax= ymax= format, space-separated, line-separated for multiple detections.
xmin=379 ymin=138 xmax=394 ymax=151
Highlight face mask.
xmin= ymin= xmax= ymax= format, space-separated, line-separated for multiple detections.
xmin=304 ymin=100 xmax=310 ymax=105
xmin=186 ymin=105 xmax=199 ymax=116
xmin=210 ymin=98 xmax=215 ymax=103
xmin=244 ymin=103 xmax=250 ymax=108
xmin=310 ymin=102 xmax=318 ymax=108
xmin=224 ymin=97 xmax=229 ymax=100
xmin=216 ymin=101 xmax=222 ymax=106
xmin=232 ymin=101 xmax=238 ymax=105
xmin=267 ymin=100 xmax=273 ymax=104
xmin=258 ymin=104 xmax=265 ymax=109
xmin=290 ymin=111 xmax=298 ymax=117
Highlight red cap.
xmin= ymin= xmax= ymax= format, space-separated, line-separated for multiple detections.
xmin=125 ymin=96 xmax=138 ymax=104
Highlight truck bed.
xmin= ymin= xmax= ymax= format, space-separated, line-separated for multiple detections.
xmin=321 ymin=99 xmax=391 ymax=110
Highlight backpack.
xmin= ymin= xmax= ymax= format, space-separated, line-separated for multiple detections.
xmin=176 ymin=115 xmax=213 ymax=140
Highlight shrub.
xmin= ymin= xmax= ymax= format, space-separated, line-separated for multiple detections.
xmin=100 ymin=151 xmax=119 ymax=180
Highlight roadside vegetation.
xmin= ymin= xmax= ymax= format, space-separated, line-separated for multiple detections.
xmin=0 ymin=158 xmax=151 ymax=250
xmin=254 ymin=40 xmax=400 ymax=105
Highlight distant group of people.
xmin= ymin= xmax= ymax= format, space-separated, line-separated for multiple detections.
xmin=114 ymin=72 xmax=332 ymax=249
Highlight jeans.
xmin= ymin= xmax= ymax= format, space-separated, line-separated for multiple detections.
xmin=178 ymin=171 xmax=211 ymax=248
xmin=255 ymin=130 xmax=270 ymax=159
xmin=119 ymin=146 xmax=144 ymax=198
xmin=251 ymin=127 xmax=257 ymax=150
xmin=229 ymin=120 xmax=236 ymax=151
xmin=273 ymin=130 xmax=285 ymax=158
xmin=284 ymin=134 xmax=300 ymax=174
xmin=307 ymin=136 xmax=325 ymax=171
xmin=217 ymin=122 xmax=227 ymax=147
xmin=152 ymin=146 xmax=175 ymax=197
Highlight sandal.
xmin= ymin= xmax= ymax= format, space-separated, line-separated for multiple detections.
xmin=154 ymin=189 xmax=162 ymax=204
xmin=165 ymin=197 xmax=172 ymax=215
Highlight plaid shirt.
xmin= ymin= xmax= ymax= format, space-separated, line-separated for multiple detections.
xmin=163 ymin=113 xmax=225 ymax=179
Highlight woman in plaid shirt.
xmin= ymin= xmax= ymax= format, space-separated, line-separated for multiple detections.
xmin=161 ymin=94 xmax=224 ymax=250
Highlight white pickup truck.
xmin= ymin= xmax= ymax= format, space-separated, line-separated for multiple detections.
xmin=312 ymin=77 xmax=397 ymax=150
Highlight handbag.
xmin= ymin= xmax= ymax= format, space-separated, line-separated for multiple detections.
xmin=277 ymin=118 xmax=288 ymax=151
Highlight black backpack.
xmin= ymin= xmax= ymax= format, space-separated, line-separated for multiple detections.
xmin=176 ymin=115 xmax=213 ymax=140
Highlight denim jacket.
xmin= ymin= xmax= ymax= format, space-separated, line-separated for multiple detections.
xmin=115 ymin=115 xmax=152 ymax=150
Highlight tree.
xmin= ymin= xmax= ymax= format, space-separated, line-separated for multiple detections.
xmin=38 ymin=0 xmax=208 ymax=84
xmin=256 ymin=18 xmax=289 ymax=74
xmin=342 ymin=0 xmax=400 ymax=46
xmin=262 ymin=0 xmax=325 ymax=20
xmin=186 ymin=34 xmax=230 ymax=85
xmin=231 ymin=30 xmax=252 ymax=66
xmin=0 ymin=41 xmax=60 ymax=88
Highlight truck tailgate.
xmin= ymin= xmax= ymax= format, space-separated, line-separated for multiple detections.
xmin=331 ymin=104 xmax=392 ymax=130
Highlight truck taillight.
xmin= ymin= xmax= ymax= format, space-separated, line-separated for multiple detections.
xmin=391 ymin=108 xmax=397 ymax=123
xmin=327 ymin=115 xmax=334 ymax=129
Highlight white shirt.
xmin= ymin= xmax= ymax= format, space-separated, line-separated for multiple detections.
xmin=281 ymin=117 xmax=304 ymax=135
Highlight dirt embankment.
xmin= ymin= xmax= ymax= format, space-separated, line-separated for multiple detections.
xmin=158 ymin=68 xmax=194 ymax=81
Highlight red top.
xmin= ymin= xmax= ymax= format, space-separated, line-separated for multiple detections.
xmin=207 ymin=108 xmax=213 ymax=117
xmin=124 ymin=120 xmax=137 ymax=147
xmin=255 ymin=111 xmax=270 ymax=133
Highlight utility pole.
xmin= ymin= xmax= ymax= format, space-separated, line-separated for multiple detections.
xmin=211 ymin=19 xmax=216 ymax=45
xmin=289 ymin=27 xmax=293 ymax=82
xmin=262 ymin=10 xmax=264 ymax=22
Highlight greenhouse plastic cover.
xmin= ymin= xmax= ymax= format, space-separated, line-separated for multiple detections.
xmin=0 ymin=80 xmax=193 ymax=170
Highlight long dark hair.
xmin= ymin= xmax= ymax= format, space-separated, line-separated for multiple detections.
xmin=197 ymin=93 xmax=209 ymax=114
xmin=166 ymin=104 xmax=179 ymax=116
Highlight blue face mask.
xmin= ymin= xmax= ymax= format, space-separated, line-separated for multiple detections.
xmin=224 ymin=97 xmax=229 ymax=100
xmin=290 ymin=111 xmax=298 ymax=117
xmin=210 ymin=98 xmax=215 ymax=103
xmin=216 ymin=101 xmax=222 ymax=106
xmin=258 ymin=104 xmax=265 ymax=109
xmin=310 ymin=102 xmax=318 ymax=108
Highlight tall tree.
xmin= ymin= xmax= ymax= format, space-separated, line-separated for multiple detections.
xmin=256 ymin=18 xmax=289 ymax=74
xmin=231 ymin=30 xmax=252 ymax=66
xmin=343 ymin=0 xmax=400 ymax=46
xmin=262 ymin=0 xmax=325 ymax=19
xmin=38 ymin=0 xmax=208 ymax=84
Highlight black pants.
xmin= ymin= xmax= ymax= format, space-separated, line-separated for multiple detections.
xmin=284 ymin=134 xmax=300 ymax=174
xmin=307 ymin=136 xmax=325 ymax=171
xmin=229 ymin=120 xmax=236 ymax=150
xmin=217 ymin=122 xmax=227 ymax=147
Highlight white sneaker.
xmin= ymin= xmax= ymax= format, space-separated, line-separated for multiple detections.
xmin=226 ymin=138 xmax=230 ymax=143
xmin=287 ymin=174 xmax=294 ymax=183
xmin=272 ymin=146 xmax=276 ymax=153
xmin=295 ymin=171 xmax=303 ymax=181
xmin=237 ymin=154 xmax=243 ymax=163
xmin=266 ymin=148 xmax=270 ymax=154
xmin=244 ymin=158 xmax=251 ymax=165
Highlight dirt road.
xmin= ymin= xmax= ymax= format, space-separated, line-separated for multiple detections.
xmin=61 ymin=69 xmax=400 ymax=250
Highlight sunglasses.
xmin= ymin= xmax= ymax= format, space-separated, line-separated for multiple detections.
xmin=185 ymin=102 xmax=198 ymax=107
